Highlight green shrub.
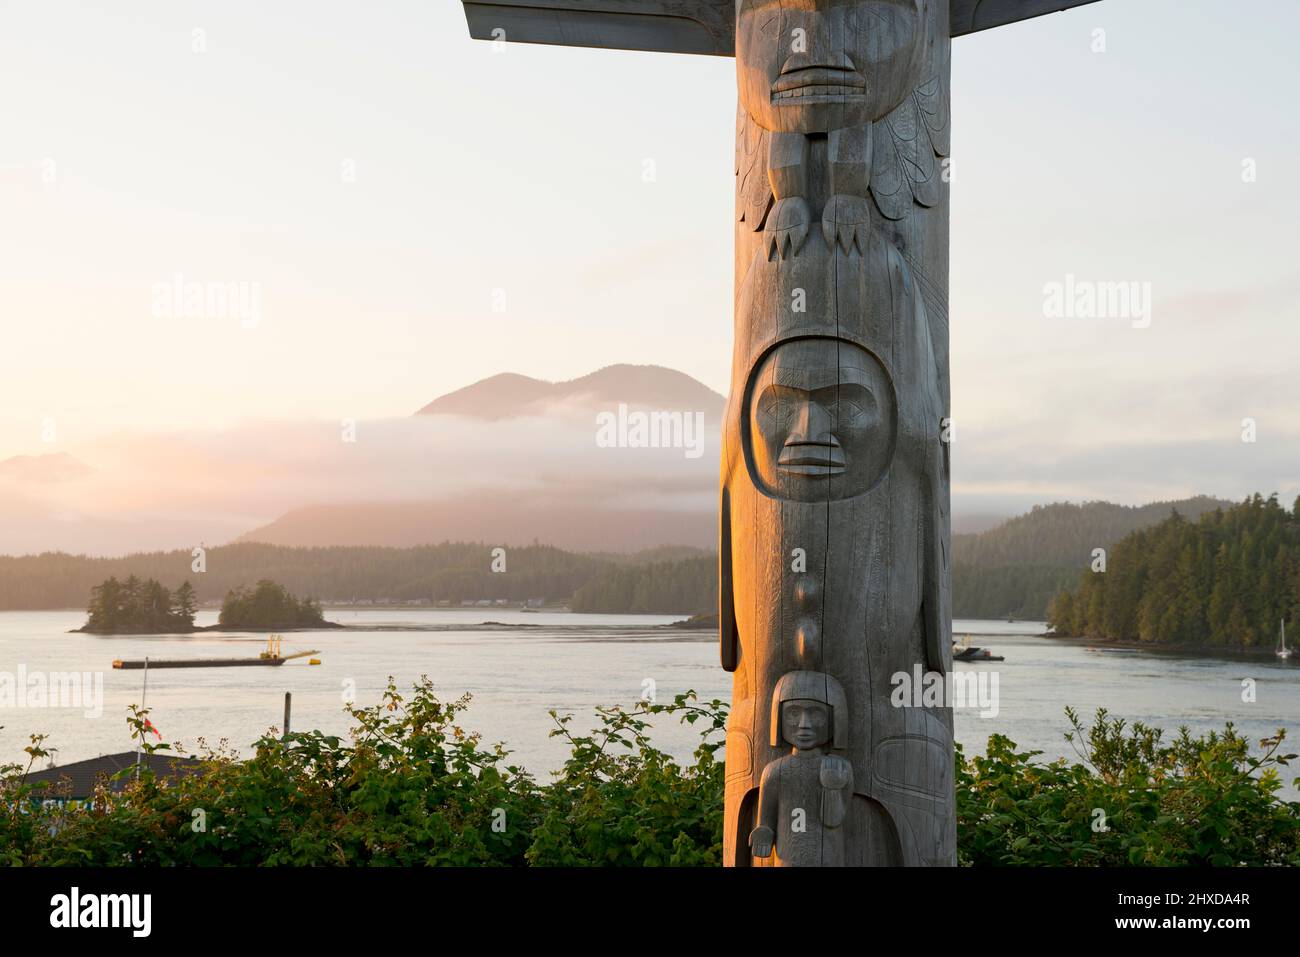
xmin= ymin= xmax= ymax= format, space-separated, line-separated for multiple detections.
xmin=526 ymin=695 xmax=725 ymax=866
xmin=956 ymin=707 xmax=1300 ymax=866
xmin=3 ymin=686 xmax=1295 ymax=866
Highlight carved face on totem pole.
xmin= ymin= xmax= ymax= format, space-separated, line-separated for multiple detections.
xmin=780 ymin=700 xmax=829 ymax=750
xmin=733 ymin=0 xmax=949 ymax=261
xmin=736 ymin=0 xmax=925 ymax=132
xmin=770 ymin=669 xmax=849 ymax=751
xmin=746 ymin=337 xmax=896 ymax=502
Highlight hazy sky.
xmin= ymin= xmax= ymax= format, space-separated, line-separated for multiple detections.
xmin=1 ymin=0 xmax=1297 ymax=530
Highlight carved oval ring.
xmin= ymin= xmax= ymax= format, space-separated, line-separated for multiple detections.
xmin=741 ymin=335 xmax=898 ymax=503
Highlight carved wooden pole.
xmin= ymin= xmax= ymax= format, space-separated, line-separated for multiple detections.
xmin=462 ymin=0 xmax=1103 ymax=866
xmin=721 ymin=0 xmax=954 ymax=867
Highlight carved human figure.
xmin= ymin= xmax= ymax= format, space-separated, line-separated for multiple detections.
xmin=749 ymin=671 xmax=853 ymax=867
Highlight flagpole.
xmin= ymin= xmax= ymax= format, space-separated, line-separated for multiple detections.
xmin=136 ymin=656 xmax=149 ymax=780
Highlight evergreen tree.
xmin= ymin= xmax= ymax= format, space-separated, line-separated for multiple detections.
xmin=1049 ymin=494 xmax=1298 ymax=649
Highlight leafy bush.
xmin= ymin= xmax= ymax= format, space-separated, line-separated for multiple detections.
xmin=526 ymin=697 xmax=725 ymax=866
xmin=956 ymin=707 xmax=1300 ymax=866
xmin=3 ymin=686 xmax=1295 ymax=866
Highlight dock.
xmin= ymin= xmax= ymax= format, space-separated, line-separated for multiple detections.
xmin=112 ymin=635 xmax=320 ymax=670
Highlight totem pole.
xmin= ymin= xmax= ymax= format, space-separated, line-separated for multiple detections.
xmin=462 ymin=0 xmax=1104 ymax=866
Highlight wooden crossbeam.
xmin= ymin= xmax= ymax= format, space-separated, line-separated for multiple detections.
xmin=950 ymin=0 xmax=1103 ymax=37
xmin=462 ymin=0 xmax=1104 ymax=56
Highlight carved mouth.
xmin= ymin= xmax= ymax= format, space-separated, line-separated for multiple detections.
xmin=778 ymin=442 xmax=846 ymax=476
xmin=771 ymin=67 xmax=867 ymax=105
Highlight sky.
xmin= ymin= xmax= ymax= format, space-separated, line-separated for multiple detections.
xmin=1 ymin=0 xmax=1297 ymax=552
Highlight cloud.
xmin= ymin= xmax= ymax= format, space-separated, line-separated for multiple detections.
xmin=2 ymin=412 xmax=720 ymax=556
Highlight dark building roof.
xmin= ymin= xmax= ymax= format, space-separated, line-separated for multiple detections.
xmin=18 ymin=752 xmax=205 ymax=799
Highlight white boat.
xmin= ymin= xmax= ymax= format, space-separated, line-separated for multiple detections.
xmin=1278 ymin=619 xmax=1291 ymax=660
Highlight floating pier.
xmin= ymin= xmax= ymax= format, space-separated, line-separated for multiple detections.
xmin=112 ymin=635 xmax=320 ymax=670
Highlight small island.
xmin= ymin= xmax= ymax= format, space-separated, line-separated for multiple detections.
xmin=217 ymin=579 xmax=334 ymax=631
xmin=75 ymin=576 xmax=338 ymax=634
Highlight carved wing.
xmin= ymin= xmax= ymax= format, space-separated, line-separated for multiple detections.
xmin=731 ymin=60 xmax=952 ymax=227
xmin=736 ymin=107 xmax=772 ymax=232
xmin=870 ymin=58 xmax=951 ymax=222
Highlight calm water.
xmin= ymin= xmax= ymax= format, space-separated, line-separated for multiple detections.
xmin=2 ymin=610 xmax=1297 ymax=796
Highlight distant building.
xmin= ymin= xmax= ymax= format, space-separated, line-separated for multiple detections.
xmin=18 ymin=752 xmax=205 ymax=804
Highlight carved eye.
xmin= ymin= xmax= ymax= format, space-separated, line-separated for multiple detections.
xmin=845 ymin=2 xmax=893 ymax=34
xmin=841 ymin=398 xmax=874 ymax=427
xmin=757 ymin=389 xmax=799 ymax=433
xmin=756 ymin=391 xmax=778 ymax=431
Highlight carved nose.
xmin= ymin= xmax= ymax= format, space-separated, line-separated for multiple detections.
xmin=789 ymin=399 xmax=835 ymax=445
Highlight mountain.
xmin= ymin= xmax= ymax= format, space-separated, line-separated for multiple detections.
xmin=233 ymin=364 xmax=727 ymax=552
xmin=415 ymin=364 xmax=726 ymax=419
xmin=951 ymin=496 xmax=1236 ymax=620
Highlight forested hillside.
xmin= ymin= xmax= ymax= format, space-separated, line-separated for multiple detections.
xmin=0 ymin=543 xmax=616 ymax=610
xmin=1048 ymin=494 xmax=1300 ymax=648
xmin=570 ymin=556 xmax=716 ymax=614
xmin=0 ymin=495 xmax=1261 ymax=621
xmin=952 ymin=496 xmax=1231 ymax=619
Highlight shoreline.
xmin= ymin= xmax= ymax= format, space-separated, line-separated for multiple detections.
xmin=72 ymin=621 xmax=345 ymax=636
xmin=1044 ymin=632 xmax=1289 ymax=660
xmin=69 ymin=617 xmax=705 ymax=637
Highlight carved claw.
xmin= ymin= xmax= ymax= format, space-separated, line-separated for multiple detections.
xmin=749 ymin=825 xmax=775 ymax=858
xmin=766 ymin=197 xmax=811 ymax=261
xmin=821 ymin=194 xmax=872 ymax=255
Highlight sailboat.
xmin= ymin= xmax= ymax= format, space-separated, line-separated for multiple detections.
xmin=1278 ymin=619 xmax=1291 ymax=660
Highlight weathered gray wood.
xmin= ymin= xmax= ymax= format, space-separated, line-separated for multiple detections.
xmin=461 ymin=0 xmax=735 ymax=55
xmin=461 ymin=0 xmax=1104 ymax=55
xmin=709 ymin=0 xmax=958 ymax=869
xmin=950 ymin=0 xmax=1102 ymax=37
